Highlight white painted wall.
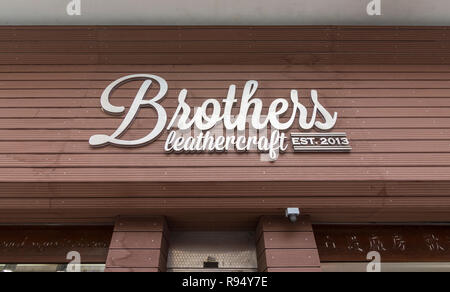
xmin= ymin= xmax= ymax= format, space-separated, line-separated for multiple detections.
xmin=0 ymin=0 xmax=449 ymax=25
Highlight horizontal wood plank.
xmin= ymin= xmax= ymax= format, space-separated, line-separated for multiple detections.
xmin=109 ymin=232 xmax=164 ymax=249
xmin=6 ymin=71 xmax=450 ymax=80
xmin=3 ymin=80 xmax=450 ymax=89
xmin=0 ymin=181 xmax=447 ymax=198
xmin=114 ymin=217 xmax=167 ymax=232
xmin=0 ymin=141 xmax=446 ymax=154
xmin=2 ymin=98 xmax=450 ymax=109
xmin=3 ymin=153 xmax=450 ymax=168
xmin=0 ymin=118 xmax=448 ymax=129
xmin=106 ymin=249 xmax=161 ymax=268
xmin=0 ymin=167 xmax=449 ymax=182
xmin=258 ymin=232 xmax=318 ymax=250
xmin=2 ymin=64 xmax=450 ymax=73
xmin=262 ymin=249 xmax=320 ymax=268
xmin=0 ymin=41 xmax=447 ymax=55
xmin=1 ymin=208 xmax=450 ymax=225
xmin=1 ymin=88 xmax=450 ymax=98
xmin=0 ymin=107 xmax=449 ymax=118
xmin=0 ymin=26 xmax=449 ymax=65
xmin=0 ymin=129 xmax=449 ymax=141
xmin=1 ymin=197 xmax=450 ymax=211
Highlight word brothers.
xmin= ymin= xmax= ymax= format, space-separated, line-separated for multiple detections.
xmin=89 ymin=74 xmax=338 ymax=160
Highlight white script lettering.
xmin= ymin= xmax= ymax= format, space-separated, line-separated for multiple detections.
xmin=89 ymin=75 xmax=338 ymax=160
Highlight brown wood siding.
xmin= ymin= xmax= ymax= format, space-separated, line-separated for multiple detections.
xmin=105 ymin=217 xmax=168 ymax=272
xmin=257 ymin=216 xmax=321 ymax=272
xmin=0 ymin=26 xmax=449 ymax=226
xmin=1 ymin=26 xmax=450 ymax=65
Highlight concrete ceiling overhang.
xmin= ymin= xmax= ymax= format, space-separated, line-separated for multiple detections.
xmin=0 ymin=0 xmax=449 ymax=26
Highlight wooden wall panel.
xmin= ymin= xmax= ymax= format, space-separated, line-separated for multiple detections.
xmin=257 ymin=216 xmax=321 ymax=272
xmin=105 ymin=217 xmax=168 ymax=272
xmin=0 ymin=26 xmax=448 ymax=225
xmin=1 ymin=26 xmax=450 ymax=65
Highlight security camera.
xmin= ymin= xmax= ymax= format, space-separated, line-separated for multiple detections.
xmin=285 ymin=208 xmax=300 ymax=223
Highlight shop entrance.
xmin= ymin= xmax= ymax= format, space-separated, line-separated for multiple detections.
xmin=167 ymin=232 xmax=258 ymax=272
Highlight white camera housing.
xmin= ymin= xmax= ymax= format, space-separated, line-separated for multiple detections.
xmin=285 ymin=208 xmax=300 ymax=223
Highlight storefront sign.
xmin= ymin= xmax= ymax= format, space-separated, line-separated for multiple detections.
xmin=89 ymin=74 xmax=351 ymax=160
xmin=315 ymin=225 xmax=450 ymax=262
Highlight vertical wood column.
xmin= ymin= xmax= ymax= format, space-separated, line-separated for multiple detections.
xmin=105 ymin=217 xmax=169 ymax=272
xmin=256 ymin=216 xmax=321 ymax=272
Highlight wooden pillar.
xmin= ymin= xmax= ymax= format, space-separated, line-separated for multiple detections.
xmin=105 ymin=216 xmax=169 ymax=272
xmin=256 ymin=216 xmax=321 ymax=272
